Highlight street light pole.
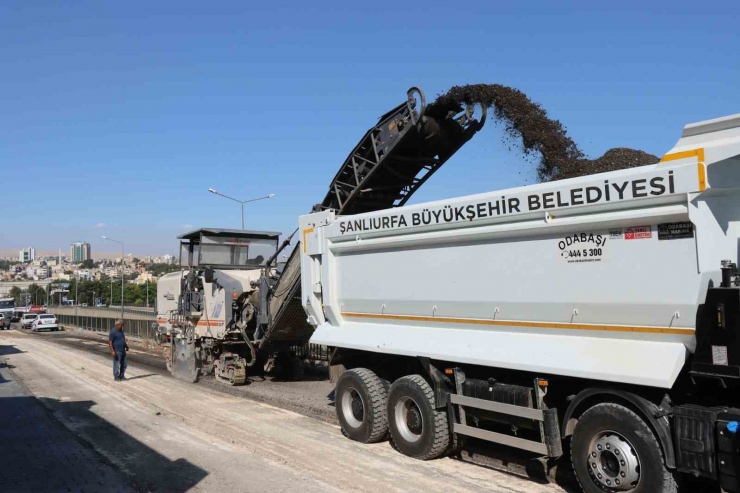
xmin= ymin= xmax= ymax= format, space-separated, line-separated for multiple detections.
xmin=102 ymin=236 xmax=125 ymax=319
xmin=75 ymin=272 xmax=78 ymax=323
xmin=207 ymin=188 xmax=275 ymax=230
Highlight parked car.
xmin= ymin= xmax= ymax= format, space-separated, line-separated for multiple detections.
xmin=32 ymin=314 xmax=59 ymax=332
xmin=0 ymin=313 xmax=10 ymax=330
xmin=21 ymin=313 xmax=38 ymax=329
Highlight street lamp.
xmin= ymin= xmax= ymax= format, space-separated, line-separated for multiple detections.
xmin=92 ymin=289 xmax=97 ymax=332
xmin=208 ymin=188 xmax=275 ymax=230
xmin=75 ymin=271 xmax=78 ymax=322
xmin=102 ymin=236 xmax=125 ymax=319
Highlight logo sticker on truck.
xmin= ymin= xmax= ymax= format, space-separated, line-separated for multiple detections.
xmin=625 ymin=226 xmax=652 ymax=240
xmin=657 ymin=222 xmax=694 ymax=240
xmin=558 ymin=232 xmax=607 ymax=264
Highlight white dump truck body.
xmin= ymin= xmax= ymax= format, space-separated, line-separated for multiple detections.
xmin=300 ymin=113 xmax=740 ymax=389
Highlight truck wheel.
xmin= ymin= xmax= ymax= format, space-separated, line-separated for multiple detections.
xmin=335 ymin=368 xmax=389 ymax=443
xmin=387 ymin=375 xmax=450 ymax=460
xmin=571 ymin=403 xmax=677 ymax=493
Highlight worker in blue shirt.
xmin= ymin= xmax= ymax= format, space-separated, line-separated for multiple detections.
xmin=108 ymin=319 xmax=129 ymax=381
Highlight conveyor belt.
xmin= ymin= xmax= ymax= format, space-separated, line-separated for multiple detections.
xmin=263 ymin=87 xmax=485 ymax=346
xmin=319 ymin=87 xmax=485 ymax=215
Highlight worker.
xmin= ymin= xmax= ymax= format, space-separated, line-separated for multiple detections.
xmin=109 ymin=319 xmax=129 ymax=381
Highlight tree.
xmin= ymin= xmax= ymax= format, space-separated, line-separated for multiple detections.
xmin=62 ymin=277 xmax=157 ymax=307
xmin=80 ymin=259 xmax=95 ymax=269
xmin=148 ymin=263 xmax=180 ymax=277
xmin=9 ymin=286 xmax=22 ymax=305
xmin=27 ymin=284 xmax=47 ymax=306
xmin=0 ymin=260 xmax=21 ymax=271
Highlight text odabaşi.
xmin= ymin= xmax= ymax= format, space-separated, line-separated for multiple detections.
xmin=339 ymin=172 xmax=676 ymax=235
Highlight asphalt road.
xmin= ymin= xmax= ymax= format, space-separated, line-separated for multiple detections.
xmin=15 ymin=324 xmax=338 ymax=424
xmin=1 ymin=329 xmax=570 ymax=493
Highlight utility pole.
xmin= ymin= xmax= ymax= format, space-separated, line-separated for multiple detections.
xmin=102 ymin=236 xmax=125 ymax=319
xmin=75 ymin=272 xmax=78 ymax=325
xmin=207 ymin=188 xmax=275 ymax=230
xmin=146 ymin=280 xmax=149 ymax=308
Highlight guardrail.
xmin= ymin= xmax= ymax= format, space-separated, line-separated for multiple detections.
xmin=100 ymin=305 xmax=155 ymax=314
xmin=55 ymin=312 xmax=157 ymax=341
xmin=54 ymin=311 xmax=329 ymax=362
xmin=50 ymin=304 xmax=155 ymax=315
xmin=293 ymin=343 xmax=331 ymax=362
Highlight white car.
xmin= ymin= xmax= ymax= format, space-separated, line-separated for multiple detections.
xmin=21 ymin=313 xmax=38 ymax=329
xmin=32 ymin=314 xmax=59 ymax=332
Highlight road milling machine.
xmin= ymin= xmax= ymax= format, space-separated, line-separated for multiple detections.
xmin=155 ymin=87 xmax=486 ymax=385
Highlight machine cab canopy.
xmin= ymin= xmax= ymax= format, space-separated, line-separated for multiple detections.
xmin=178 ymin=228 xmax=280 ymax=270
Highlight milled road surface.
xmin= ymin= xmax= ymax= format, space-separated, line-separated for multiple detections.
xmin=0 ymin=329 xmax=567 ymax=492
xmin=31 ymin=326 xmax=337 ymax=424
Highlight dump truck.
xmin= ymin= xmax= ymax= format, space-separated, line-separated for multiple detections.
xmin=157 ymin=87 xmax=486 ymax=384
xmin=299 ymin=113 xmax=740 ymax=492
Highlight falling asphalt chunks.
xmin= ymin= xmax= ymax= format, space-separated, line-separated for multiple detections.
xmin=427 ymin=84 xmax=658 ymax=182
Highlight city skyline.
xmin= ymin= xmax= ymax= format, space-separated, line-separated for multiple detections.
xmin=1 ymin=248 xmax=175 ymax=262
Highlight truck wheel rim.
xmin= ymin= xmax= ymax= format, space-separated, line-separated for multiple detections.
xmin=587 ymin=431 xmax=640 ymax=491
xmin=341 ymin=387 xmax=364 ymax=428
xmin=395 ymin=396 xmax=423 ymax=443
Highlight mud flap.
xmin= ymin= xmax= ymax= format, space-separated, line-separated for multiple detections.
xmin=171 ymin=337 xmax=199 ymax=383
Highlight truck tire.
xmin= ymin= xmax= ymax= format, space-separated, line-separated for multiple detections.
xmin=387 ymin=375 xmax=450 ymax=460
xmin=335 ymin=368 xmax=389 ymax=443
xmin=571 ymin=403 xmax=677 ymax=493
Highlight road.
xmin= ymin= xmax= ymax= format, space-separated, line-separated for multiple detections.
xmin=0 ymin=328 xmax=571 ymax=493
xmin=31 ymin=326 xmax=339 ymax=424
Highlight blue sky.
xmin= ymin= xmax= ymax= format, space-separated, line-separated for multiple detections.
xmin=1 ymin=1 xmax=738 ymax=255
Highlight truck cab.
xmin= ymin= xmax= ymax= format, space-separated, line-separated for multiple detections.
xmin=0 ymin=297 xmax=15 ymax=325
